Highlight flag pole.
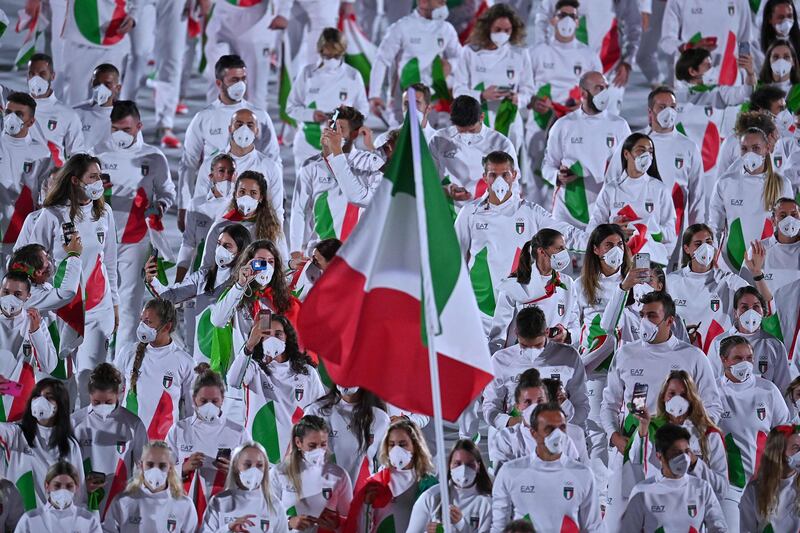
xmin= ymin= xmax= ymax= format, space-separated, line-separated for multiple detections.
xmin=407 ymin=88 xmax=453 ymax=533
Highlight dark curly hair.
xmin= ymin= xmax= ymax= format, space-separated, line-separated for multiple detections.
xmin=468 ymin=3 xmax=527 ymax=48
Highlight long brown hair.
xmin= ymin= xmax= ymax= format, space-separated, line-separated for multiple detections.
xmin=580 ymin=224 xmax=630 ymax=306
xmin=758 ymin=39 xmax=800 ymax=84
xmin=227 ymin=240 xmax=292 ymax=313
xmin=130 ymin=299 xmax=176 ymax=394
xmin=468 ymin=3 xmax=526 ymax=48
xmin=680 ymin=223 xmax=714 ymax=268
xmin=755 ymin=426 xmax=800 ymax=519
xmin=740 ymin=127 xmax=784 ymax=211
xmin=228 ymin=171 xmax=282 ymax=243
xmin=378 ymin=419 xmax=435 ymax=481
xmin=447 ymin=439 xmax=492 ymax=495
xmin=44 ymin=153 xmax=105 ymax=222
xmin=655 ymin=371 xmax=719 ymax=460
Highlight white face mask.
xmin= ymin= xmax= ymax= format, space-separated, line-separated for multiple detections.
xmin=92 ymin=403 xmax=115 ymax=418
xmin=92 ymin=84 xmax=113 ymax=106
xmin=633 ymin=283 xmax=655 ymax=304
xmin=236 ymin=195 xmax=258 ymax=217
xmin=602 ymin=246 xmax=624 ymax=269
xmin=231 ymin=125 xmax=255 ymax=149
xmin=490 ymin=31 xmax=510 ymax=46
xmin=214 ymin=180 xmax=233 ymax=198
xmin=701 ymin=68 xmax=718 ymax=86
xmin=0 ymin=294 xmax=24 ymax=317
xmin=520 ymin=345 xmax=543 ymax=361
xmin=431 ymin=5 xmax=449 ymax=20
xmin=738 ymin=308 xmax=763 ymax=334
xmin=665 ymin=395 xmax=690 ymax=417
xmin=31 ymin=396 xmax=56 ymax=421
xmin=550 ymin=249 xmax=571 ymax=272
xmin=303 ymin=448 xmax=326 ymax=467
xmin=337 ymin=385 xmax=359 ymax=397
xmin=668 ymin=452 xmax=690 ymax=477
xmin=692 ymin=243 xmax=715 ymax=267
xmin=772 ymin=58 xmax=793 ymax=78
xmin=556 ymin=16 xmax=577 ymax=38
xmin=321 ymin=57 xmax=341 ymax=69
xmin=196 ymin=402 xmax=221 ymax=422
xmin=111 ymin=129 xmax=134 ymax=150
xmin=143 ymin=467 xmax=168 ymax=491
xmin=779 ymin=215 xmax=800 ymax=238
xmin=450 ymin=464 xmax=477 ymax=488
xmin=775 ymin=19 xmax=794 ymax=37
xmin=730 ymin=360 xmax=753 ymax=382
xmin=490 ymin=178 xmax=509 ymax=201
xmin=788 ymin=450 xmax=800 ymax=470
xmin=776 ymin=109 xmax=794 ymax=133
xmin=28 ymin=75 xmax=50 ymax=97
xmin=634 ymin=152 xmax=653 ymax=174
xmin=136 ymin=321 xmax=158 ymax=344
xmin=521 ymin=403 xmax=536 ymax=426
xmin=214 ymin=245 xmax=235 ymax=268
xmin=591 ymin=88 xmax=610 ymax=112
xmin=3 ymin=113 xmax=23 ymax=136
xmin=640 ymin=317 xmax=661 ymax=344
xmin=389 ymin=445 xmax=413 ymax=469
xmin=226 ymin=80 xmax=246 ymax=102
xmin=656 ymin=107 xmax=677 ymax=130
xmin=544 ymin=428 xmax=566 ymax=455
xmin=239 ymin=467 xmax=263 ymax=490
xmin=742 ymin=151 xmax=765 ymax=174
xmin=254 ymin=262 xmax=274 ymax=287
xmin=49 ymin=488 xmax=74 ymax=509
xmin=261 ymin=336 xmax=285 ymax=357
xmin=84 ymin=180 xmax=104 ymax=201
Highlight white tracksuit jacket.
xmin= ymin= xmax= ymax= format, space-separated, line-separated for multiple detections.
xmin=429 ymin=125 xmax=517 ymax=203
xmin=71 ymin=404 xmax=148 ymax=519
xmin=454 ymin=196 xmax=586 ymax=330
xmin=740 ymin=472 xmax=800 ymax=533
xmin=201 ymin=487 xmax=289 ymax=533
xmin=15 ymin=503 xmax=101 ymax=533
xmin=176 ymin=195 xmax=229 ymax=273
xmin=0 ymin=310 xmax=58 ymax=409
xmin=178 ymin=99 xmax=280 ymax=209
xmin=542 ymin=108 xmax=631 ymax=228
xmin=740 ymin=234 xmax=800 ymax=295
xmin=621 ymin=474 xmax=727 ymax=532
xmin=483 ymin=341 xmax=589 ymax=429
xmin=103 ymin=487 xmax=197 ymax=533
xmin=289 ymin=150 xmax=383 ymax=253
xmin=29 ymin=93 xmax=86 ymax=166
xmin=73 ymin=101 xmax=113 ymax=152
xmin=489 ymin=272 xmax=580 ymax=353
xmin=717 ymin=375 xmax=791 ymax=491
xmin=407 ymin=483 xmax=493 ymax=533
xmin=286 ymin=61 xmax=369 ymax=170
xmin=491 ymin=453 xmax=602 ymax=533
xmin=270 ymin=461 xmax=352 ymax=532
xmin=117 ymin=341 xmax=196 ymax=441
xmin=587 ymin=172 xmax=678 ymax=264
xmin=304 ymin=400 xmax=391 ymax=486
xmin=708 ymin=327 xmax=791 ymax=394
xmin=488 ymin=421 xmax=588 ymax=472
xmin=601 ymin=335 xmax=722 ymax=438
xmin=192 ymin=147 xmax=284 ymax=225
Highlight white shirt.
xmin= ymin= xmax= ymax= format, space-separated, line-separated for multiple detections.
xmin=29 ymin=93 xmax=86 ymax=165
xmin=104 ymin=487 xmax=197 ymax=533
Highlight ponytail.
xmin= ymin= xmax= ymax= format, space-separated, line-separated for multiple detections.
xmin=762 ymin=155 xmax=784 ymax=211
xmin=130 ymin=299 xmax=176 ymax=394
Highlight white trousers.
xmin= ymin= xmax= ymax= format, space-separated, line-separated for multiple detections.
xmin=115 ymin=240 xmax=151 ymax=348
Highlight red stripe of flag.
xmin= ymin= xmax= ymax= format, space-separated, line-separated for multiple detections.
xmin=120 ymin=187 xmax=149 ymax=244
xmin=701 ymin=122 xmax=721 ymax=172
xmin=718 ymin=32 xmax=738 ymax=86
xmin=600 ymin=19 xmax=621 ymax=74
xmin=146 ymin=391 xmax=174 ymax=440
xmin=2 ymin=186 xmax=34 ymax=244
xmin=672 ymin=183 xmax=685 ymax=236
xmin=84 ymin=255 xmax=106 ymax=312
xmin=340 ymin=203 xmax=360 ymax=242
xmin=102 ymin=0 xmax=128 ymax=46
xmin=102 ymin=459 xmax=127 ymax=520
xmin=7 ymin=363 xmax=34 ymax=422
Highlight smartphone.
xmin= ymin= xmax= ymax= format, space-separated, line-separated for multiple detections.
xmin=497 ymin=85 xmax=513 ymax=93
xmin=0 ymin=380 xmax=23 ymax=397
xmin=61 ymin=222 xmax=76 ymax=245
xmin=634 ymin=253 xmax=650 ymax=270
xmin=216 ymin=448 xmax=232 ymax=462
xmin=87 ymin=471 xmax=107 ymax=484
xmin=251 ymin=259 xmax=268 ymax=271
xmin=259 ymin=309 xmax=272 ymax=331
xmin=631 ymin=383 xmax=648 ymax=414
xmin=100 ymin=173 xmax=111 ymax=188
xmin=306 ymin=262 xmax=323 ymax=284
xmin=548 ymin=326 xmax=560 ymax=338
xmin=739 ymin=41 xmax=750 ymax=56
xmin=329 ymin=109 xmax=340 ymax=131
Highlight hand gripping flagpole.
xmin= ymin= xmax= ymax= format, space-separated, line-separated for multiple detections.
xmin=407 ymin=88 xmax=453 ymax=533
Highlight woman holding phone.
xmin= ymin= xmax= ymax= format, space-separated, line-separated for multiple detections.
xmin=226 ymin=314 xmax=324 ymax=465
xmin=167 ymin=366 xmax=248 ymax=524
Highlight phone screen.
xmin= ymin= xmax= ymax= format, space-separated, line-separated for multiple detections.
xmin=259 ymin=310 xmax=272 ymax=330
xmin=631 ymin=383 xmax=648 ymax=414
xmin=216 ymin=448 xmax=232 ymax=461
xmin=634 ymin=253 xmax=650 ymax=270
xmin=62 ymin=222 xmax=75 ymax=245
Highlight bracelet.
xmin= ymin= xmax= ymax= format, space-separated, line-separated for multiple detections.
xmin=66 ymin=251 xmax=81 ymax=258
xmin=753 ymin=273 xmax=765 ymax=281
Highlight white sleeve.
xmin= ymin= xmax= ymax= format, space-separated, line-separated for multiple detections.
xmin=443 ymin=24 xmax=462 ymax=64
xmin=452 ymin=49 xmax=480 ymax=101
xmin=153 ymin=151 xmax=176 ymax=211
xmin=739 ymin=482 xmax=758 ymax=533
xmin=772 ymin=384 xmax=792 ymax=426
xmin=702 ymin=485 xmax=727 ymax=533
xmin=489 ymin=469 xmax=513 ymax=533
xmin=406 ymin=493 xmax=434 ymax=533
xmin=265 ymin=160 xmax=285 ymax=226
xmin=328 ymin=154 xmax=376 ymax=206
xmin=516 ymin=52 xmax=535 ymax=110
xmin=103 ymin=211 xmax=120 ymax=306
xmin=178 ymin=115 xmax=205 ymax=210
xmin=210 ymin=283 xmax=245 ymax=328
xmin=64 ymin=113 xmax=87 ymax=158
xmin=26 ymin=256 xmax=81 ymax=312
xmin=257 ymin=113 xmax=282 ymax=166
xmin=690 ymin=432 xmax=729 ymax=501
xmin=658 ymin=184 xmax=678 ymax=255
xmin=488 ymin=291 xmax=515 ymax=353
xmin=579 ymin=472 xmax=604 ymax=532
xmin=600 ymin=283 xmax=628 ymax=334
xmin=29 ymin=320 xmax=58 ymax=374
xmin=600 ymin=355 xmax=625 ymax=437
xmin=686 ymin=143 xmax=707 ymax=225
xmin=586 ymin=183 xmax=613 ymax=239
xmin=541 ymin=121 xmax=564 ymax=188
xmin=369 ymin=22 xmax=404 ymax=99
xmin=707 ymin=180 xmax=727 ymax=241
xmin=566 ymin=359 xmax=590 ymax=427
xmin=226 ymin=351 xmax=256 ymax=391
xmin=620 ymin=489 xmax=646 ymax=531
xmin=481 ymin=378 xmax=511 ymax=430
xmin=289 ymin=165 xmax=313 ymax=253
xmin=659 ymin=0 xmax=683 ymax=55
xmin=286 ymin=70 xmax=316 ymax=123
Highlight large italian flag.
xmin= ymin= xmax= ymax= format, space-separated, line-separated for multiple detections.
xmin=298 ymin=105 xmax=493 ymax=420
xmin=338 ymin=13 xmax=376 ymax=88
xmin=72 ymin=0 xmax=128 ymax=46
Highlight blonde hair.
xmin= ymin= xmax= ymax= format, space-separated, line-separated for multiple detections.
xmin=378 ymin=419 xmax=435 ymax=481
xmin=316 ymin=27 xmax=346 ymax=57
xmin=741 ymin=127 xmax=784 ymax=210
xmin=225 ymin=442 xmax=275 ymax=511
xmin=755 ymin=427 xmax=800 ymax=519
xmin=126 ymin=441 xmax=184 ymax=499
xmin=283 ymin=416 xmax=329 ymax=495
xmin=655 ymin=371 xmax=719 ymax=460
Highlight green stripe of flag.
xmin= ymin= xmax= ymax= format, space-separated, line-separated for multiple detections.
xmin=313 ymin=191 xmax=337 ymax=240
xmin=468 ymin=248 xmax=495 ymax=316
xmin=345 ymin=53 xmax=371 ymax=86
xmin=575 ymin=16 xmax=588 ymax=45
xmin=727 ymin=218 xmax=747 ymax=272
xmin=74 ymin=0 xmax=102 ymax=45
xmin=565 ymin=162 xmax=590 ymax=224
xmin=16 ymin=471 xmax=36 ymax=511
xmin=399 ymin=58 xmax=421 ymax=91
xmin=725 ymin=433 xmax=747 ymax=489
xmin=252 ymin=401 xmax=281 ymax=463
xmin=125 ymin=390 xmax=139 ymax=417
xmin=303 ymin=102 xmax=322 ymax=149
xmin=376 ymin=514 xmax=396 ymax=533
xmin=494 ymin=99 xmax=518 ymax=137
xmin=787 ymin=84 xmax=800 ymax=113
xmin=431 ymin=55 xmax=449 ymax=102
xmin=533 ymin=84 xmax=553 ymax=131
xmin=762 ymin=314 xmax=784 ymax=342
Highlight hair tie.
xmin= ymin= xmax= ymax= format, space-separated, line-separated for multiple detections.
xmin=774 ymin=425 xmax=799 ymax=438
xmin=9 ymin=262 xmax=34 ymax=277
